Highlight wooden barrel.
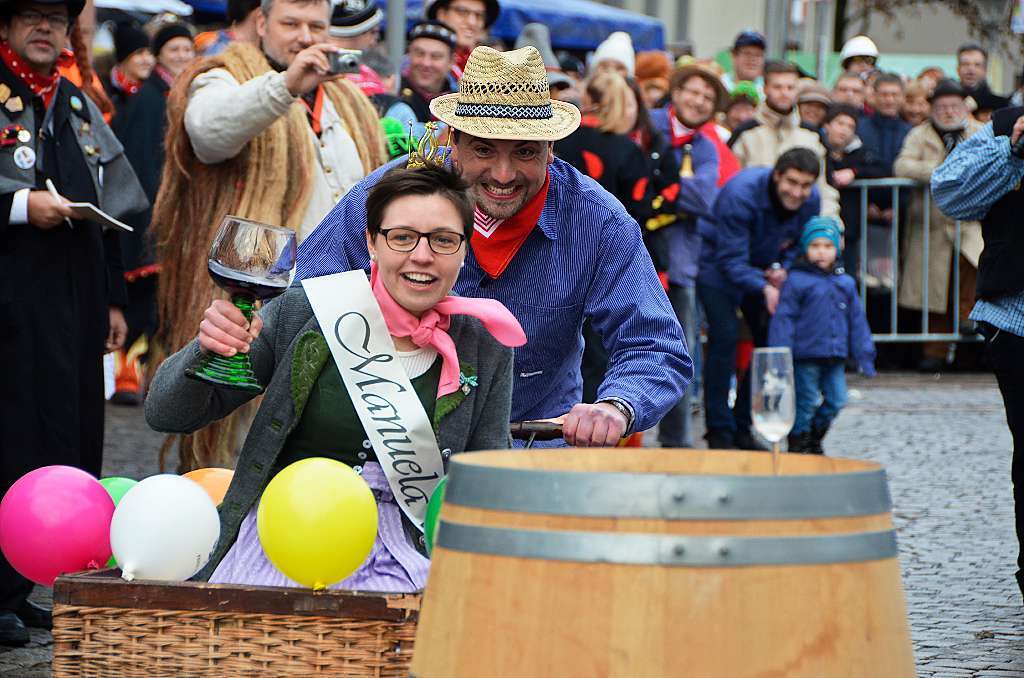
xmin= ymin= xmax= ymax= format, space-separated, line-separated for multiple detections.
xmin=411 ymin=449 xmax=914 ymax=677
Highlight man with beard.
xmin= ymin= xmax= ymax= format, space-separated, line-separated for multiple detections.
xmin=894 ymin=78 xmax=983 ymax=370
xmin=298 ymin=46 xmax=693 ymax=447
xmin=696 ymin=149 xmax=821 ymax=449
xmin=729 ymin=60 xmax=838 ymax=217
xmin=0 ymin=0 xmax=147 ymax=644
xmin=151 ymin=0 xmax=386 ymax=469
xmin=648 ymin=63 xmax=732 ymax=448
xmin=400 ymin=20 xmax=456 ymax=123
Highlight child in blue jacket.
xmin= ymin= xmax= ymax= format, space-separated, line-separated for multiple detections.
xmin=768 ymin=217 xmax=876 ymax=454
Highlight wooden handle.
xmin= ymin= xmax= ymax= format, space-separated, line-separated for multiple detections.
xmin=510 ymin=421 xmax=564 ymax=441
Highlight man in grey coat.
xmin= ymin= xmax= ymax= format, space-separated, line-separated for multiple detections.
xmin=0 ymin=0 xmax=148 ymax=646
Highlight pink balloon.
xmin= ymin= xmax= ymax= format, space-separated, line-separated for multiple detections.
xmin=0 ymin=465 xmax=115 ymax=586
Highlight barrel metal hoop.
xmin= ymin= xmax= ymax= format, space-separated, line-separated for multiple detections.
xmin=436 ymin=523 xmax=899 ymax=567
xmin=445 ymin=462 xmax=892 ymax=519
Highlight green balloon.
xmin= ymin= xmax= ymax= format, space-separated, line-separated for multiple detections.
xmin=99 ymin=477 xmax=137 ymax=568
xmin=423 ymin=476 xmax=448 ymax=555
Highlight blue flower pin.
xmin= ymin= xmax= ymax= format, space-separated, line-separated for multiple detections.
xmin=459 ymin=372 xmax=478 ymax=394
xmin=70 ymin=95 xmax=82 ymax=112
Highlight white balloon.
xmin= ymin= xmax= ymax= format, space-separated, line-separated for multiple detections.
xmin=110 ymin=474 xmax=220 ymax=582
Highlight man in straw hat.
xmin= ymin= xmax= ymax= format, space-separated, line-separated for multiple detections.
xmin=0 ymin=0 xmax=147 ymax=643
xmin=298 ymin=46 xmax=693 ymax=447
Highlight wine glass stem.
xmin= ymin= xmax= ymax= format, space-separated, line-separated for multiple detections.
xmin=233 ymin=294 xmax=255 ymax=323
xmin=772 ymin=441 xmax=781 ymax=476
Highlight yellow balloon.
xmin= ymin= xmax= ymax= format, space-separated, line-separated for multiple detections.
xmin=256 ymin=458 xmax=378 ymax=589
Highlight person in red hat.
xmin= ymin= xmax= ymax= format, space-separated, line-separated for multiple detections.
xmin=0 ymin=0 xmax=148 ymax=645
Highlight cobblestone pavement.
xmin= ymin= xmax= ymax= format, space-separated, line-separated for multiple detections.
xmin=0 ymin=372 xmax=1020 ymax=676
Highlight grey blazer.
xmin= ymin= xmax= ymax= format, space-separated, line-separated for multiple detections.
xmin=145 ymin=287 xmax=514 ymax=580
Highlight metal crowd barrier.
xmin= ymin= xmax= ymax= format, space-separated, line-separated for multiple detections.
xmin=847 ymin=178 xmax=978 ymax=344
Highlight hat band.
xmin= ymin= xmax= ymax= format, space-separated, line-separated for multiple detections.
xmin=454 ymin=102 xmax=553 ymax=120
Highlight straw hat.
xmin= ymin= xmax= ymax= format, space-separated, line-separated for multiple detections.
xmin=430 ymin=46 xmax=582 ymax=142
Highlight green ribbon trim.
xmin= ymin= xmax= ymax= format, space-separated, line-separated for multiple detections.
xmin=290 ymin=331 xmax=331 ymax=419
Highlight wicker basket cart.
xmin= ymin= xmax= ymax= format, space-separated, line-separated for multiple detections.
xmin=52 ymin=569 xmax=419 ymax=677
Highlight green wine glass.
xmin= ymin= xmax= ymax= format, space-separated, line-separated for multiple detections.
xmin=185 ymin=215 xmax=296 ymax=393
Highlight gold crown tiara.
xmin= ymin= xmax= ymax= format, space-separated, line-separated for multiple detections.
xmin=406 ymin=122 xmax=453 ymax=169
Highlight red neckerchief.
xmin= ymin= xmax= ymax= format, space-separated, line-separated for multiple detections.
xmin=667 ymin=106 xmax=696 ymax=147
xmin=471 ymin=171 xmax=550 ymax=279
xmin=154 ymin=64 xmax=175 ymax=93
xmin=698 ymin=120 xmax=740 ymax=187
xmin=300 ymin=85 xmax=324 ymax=135
xmin=580 ymin=114 xmax=601 ymax=129
xmin=451 ymin=46 xmax=471 ymax=81
xmin=0 ymin=41 xmax=71 ymax=108
xmin=111 ymin=65 xmax=141 ymax=97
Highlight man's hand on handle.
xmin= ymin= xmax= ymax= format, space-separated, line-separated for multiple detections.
xmin=561 ymin=402 xmax=629 ymax=447
xmin=198 ymin=299 xmax=263 ymax=357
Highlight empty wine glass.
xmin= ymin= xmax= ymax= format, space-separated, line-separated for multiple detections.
xmin=751 ymin=347 xmax=796 ymax=475
xmin=184 ymin=216 xmax=296 ymax=393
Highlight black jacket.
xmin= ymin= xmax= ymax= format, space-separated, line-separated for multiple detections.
xmin=826 ymin=137 xmax=887 ymax=236
xmin=111 ymin=70 xmax=170 ymax=272
xmin=977 ymin=107 xmax=1024 ymax=299
xmin=0 ymin=56 xmax=147 ymax=483
xmin=554 ymin=122 xmax=653 ymax=226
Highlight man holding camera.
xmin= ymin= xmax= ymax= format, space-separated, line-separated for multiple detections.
xmin=933 ymin=106 xmax=1024 ymax=603
xmin=150 ymin=0 xmax=386 ymax=469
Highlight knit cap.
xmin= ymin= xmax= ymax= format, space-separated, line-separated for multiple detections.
xmin=114 ymin=22 xmax=151 ymax=63
xmin=591 ymin=32 xmax=635 ymax=77
xmin=800 ymin=216 xmax=842 ymax=254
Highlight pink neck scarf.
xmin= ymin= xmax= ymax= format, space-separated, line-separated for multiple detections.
xmin=370 ymin=264 xmax=527 ymax=398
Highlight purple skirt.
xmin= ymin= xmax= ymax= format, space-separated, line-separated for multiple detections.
xmin=209 ymin=462 xmax=430 ymax=592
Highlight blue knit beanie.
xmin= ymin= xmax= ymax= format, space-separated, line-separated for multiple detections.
xmin=799 ymin=216 xmax=842 ymax=254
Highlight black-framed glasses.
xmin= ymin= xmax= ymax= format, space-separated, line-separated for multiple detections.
xmin=15 ymin=9 xmax=70 ymax=29
xmin=379 ymin=227 xmax=466 ymax=255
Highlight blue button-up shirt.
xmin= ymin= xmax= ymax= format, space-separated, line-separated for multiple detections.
xmin=297 ymin=156 xmax=693 ymax=432
xmin=932 ymin=123 xmax=1024 ymax=337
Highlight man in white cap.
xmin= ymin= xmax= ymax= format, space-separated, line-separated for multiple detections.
xmin=298 ymin=46 xmax=693 ymax=447
xmin=591 ymin=31 xmax=634 ymax=79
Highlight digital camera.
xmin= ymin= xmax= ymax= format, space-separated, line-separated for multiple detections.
xmin=328 ymin=49 xmax=362 ymax=75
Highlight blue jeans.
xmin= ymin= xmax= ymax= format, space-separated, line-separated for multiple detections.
xmin=697 ymin=284 xmax=771 ymax=435
xmin=659 ymin=284 xmax=697 ymax=447
xmin=793 ymin=359 xmax=848 ymax=434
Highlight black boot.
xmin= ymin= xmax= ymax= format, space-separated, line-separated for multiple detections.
xmin=16 ymin=600 xmax=51 ymax=630
xmin=809 ymin=423 xmax=831 ymax=455
xmin=734 ymin=429 xmax=769 ymax=451
xmin=705 ymin=429 xmax=735 ymax=449
xmin=0 ymin=611 xmax=29 ymax=647
xmin=787 ymin=431 xmax=812 ymax=453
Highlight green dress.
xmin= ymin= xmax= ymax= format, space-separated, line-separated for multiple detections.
xmin=275 ymin=356 xmax=442 ymax=474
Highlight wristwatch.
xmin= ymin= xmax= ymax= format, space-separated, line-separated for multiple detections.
xmin=598 ymin=398 xmax=635 ymax=434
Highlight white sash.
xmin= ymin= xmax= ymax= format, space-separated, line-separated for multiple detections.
xmin=302 ymin=271 xmax=444 ymax=531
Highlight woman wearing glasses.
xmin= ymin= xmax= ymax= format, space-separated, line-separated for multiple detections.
xmin=146 ymin=166 xmax=525 ymax=592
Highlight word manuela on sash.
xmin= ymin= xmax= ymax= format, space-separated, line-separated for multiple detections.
xmin=334 ymin=310 xmax=439 ymax=505
xmin=303 ymin=272 xmax=445 ymax=531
